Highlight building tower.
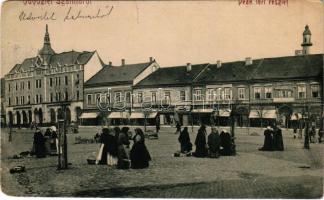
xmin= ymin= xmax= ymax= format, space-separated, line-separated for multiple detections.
xmin=301 ymin=25 xmax=312 ymax=55
xmin=39 ymin=24 xmax=55 ymax=62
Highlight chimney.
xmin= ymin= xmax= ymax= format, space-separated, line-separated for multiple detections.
xmin=245 ymin=57 xmax=252 ymax=66
xmin=295 ymin=50 xmax=303 ymax=56
xmin=121 ymin=59 xmax=125 ymax=66
xmin=216 ymin=60 xmax=222 ymax=68
xmin=186 ymin=63 xmax=192 ymax=72
xmin=149 ymin=57 xmax=154 ymax=62
xmin=109 ymin=61 xmax=112 ymax=66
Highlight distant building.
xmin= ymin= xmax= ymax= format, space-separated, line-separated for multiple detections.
xmin=1 ymin=78 xmax=5 ymax=127
xmin=4 ymin=25 xmax=104 ymax=127
xmin=81 ymin=58 xmax=160 ymax=125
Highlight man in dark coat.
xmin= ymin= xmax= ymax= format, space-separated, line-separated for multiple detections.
xmin=178 ymin=127 xmax=192 ymax=153
xmin=194 ymin=125 xmax=208 ymax=157
xmin=208 ymin=127 xmax=220 ymax=158
xmin=318 ymin=127 xmax=324 ymax=143
xmin=220 ymin=129 xmax=232 ymax=156
xmin=259 ymin=126 xmax=273 ymax=151
xmin=273 ymin=125 xmax=284 ymax=151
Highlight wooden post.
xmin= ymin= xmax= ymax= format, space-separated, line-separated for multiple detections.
xmin=57 ymin=106 xmax=68 ymax=170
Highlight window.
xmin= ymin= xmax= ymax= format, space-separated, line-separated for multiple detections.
xmin=22 ymin=96 xmax=25 ymax=104
xmin=87 ymin=94 xmax=92 ymax=105
xmin=16 ymin=97 xmax=19 ymax=105
xmin=28 ymin=81 xmax=30 ymax=89
xmin=207 ymin=89 xmax=214 ymax=101
xmin=138 ymin=92 xmax=143 ymax=103
xmin=65 ymin=91 xmax=68 ymax=101
xmin=238 ymin=88 xmax=245 ymax=100
xmin=35 ymin=95 xmax=39 ymax=103
xmin=65 ymin=76 xmax=68 ymax=85
xmin=265 ymin=87 xmax=272 ymax=99
xmin=8 ymin=83 xmax=11 ymax=92
xmin=8 ymin=97 xmax=11 ymax=106
xmin=224 ymin=88 xmax=232 ymax=100
xmin=50 ymin=93 xmax=53 ymax=102
xmin=40 ymin=95 xmax=42 ymax=103
xmin=35 ymin=79 xmax=42 ymax=88
xmin=311 ymin=85 xmax=319 ymax=98
xmin=58 ymin=77 xmax=61 ymax=85
xmin=115 ymin=92 xmax=121 ymax=102
xmin=254 ymin=87 xmax=261 ymax=99
xmin=55 ymin=77 xmax=58 ymax=85
xmin=180 ymin=90 xmax=186 ymax=101
xmin=16 ymin=83 xmax=18 ymax=91
xmin=50 ymin=78 xmax=53 ymax=87
xmin=76 ymin=74 xmax=80 ymax=85
xmin=21 ymin=82 xmax=24 ymax=90
xmin=76 ymin=91 xmax=80 ymax=100
xmin=298 ymin=85 xmax=306 ymax=99
xmin=215 ymin=88 xmax=222 ymax=100
xmin=35 ymin=80 xmax=38 ymax=88
xmin=151 ymin=92 xmax=157 ymax=103
xmin=164 ymin=91 xmax=171 ymax=103
xmin=194 ymin=89 xmax=202 ymax=101
xmin=27 ymin=95 xmax=30 ymax=104
xmin=125 ymin=92 xmax=131 ymax=103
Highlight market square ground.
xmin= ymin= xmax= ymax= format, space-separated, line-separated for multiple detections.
xmin=1 ymin=126 xmax=323 ymax=198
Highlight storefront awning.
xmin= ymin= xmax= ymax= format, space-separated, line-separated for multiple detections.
xmin=290 ymin=113 xmax=302 ymax=120
xmin=108 ymin=112 xmax=130 ymax=119
xmin=214 ymin=109 xmax=231 ymax=117
xmin=249 ymin=110 xmax=277 ymax=119
xmin=191 ymin=109 xmax=214 ymax=113
xmin=129 ymin=112 xmax=158 ymax=119
xmin=79 ymin=112 xmax=99 ymax=119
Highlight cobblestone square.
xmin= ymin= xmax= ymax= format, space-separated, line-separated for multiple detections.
xmin=1 ymin=126 xmax=323 ymax=198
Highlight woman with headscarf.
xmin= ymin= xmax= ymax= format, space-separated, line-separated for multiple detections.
xmin=259 ymin=126 xmax=273 ymax=151
xmin=32 ymin=129 xmax=46 ymax=158
xmin=273 ymin=125 xmax=284 ymax=151
xmin=117 ymin=127 xmax=131 ymax=169
xmin=208 ymin=127 xmax=221 ymax=158
xmin=178 ymin=127 xmax=192 ymax=153
xmin=49 ymin=126 xmax=58 ymax=155
xmin=194 ymin=125 xmax=208 ymax=157
xmin=220 ymin=129 xmax=232 ymax=156
xmin=130 ymin=128 xmax=151 ymax=169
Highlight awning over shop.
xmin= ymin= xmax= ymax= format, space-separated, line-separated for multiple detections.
xmin=214 ymin=109 xmax=231 ymax=117
xmin=191 ymin=109 xmax=214 ymax=113
xmin=79 ymin=112 xmax=99 ymax=119
xmin=290 ymin=113 xmax=303 ymax=120
xmin=108 ymin=112 xmax=130 ymax=119
xmin=129 ymin=112 xmax=158 ymax=119
xmin=249 ymin=110 xmax=277 ymax=119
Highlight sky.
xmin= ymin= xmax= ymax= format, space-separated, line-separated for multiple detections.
xmin=1 ymin=0 xmax=323 ymax=77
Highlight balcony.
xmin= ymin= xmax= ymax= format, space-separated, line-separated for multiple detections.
xmin=273 ymin=97 xmax=295 ymax=103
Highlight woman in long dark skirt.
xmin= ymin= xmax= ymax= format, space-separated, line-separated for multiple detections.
xmin=194 ymin=125 xmax=208 ymax=157
xmin=220 ymin=129 xmax=232 ymax=156
xmin=33 ymin=129 xmax=46 ymax=158
xmin=259 ymin=126 xmax=273 ymax=151
xmin=117 ymin=127 xmax=131 ymax=169
xmin=273 ymin=126 xmax=284 ymax=151
xmin=130 ymin=128 xmax=151 ymax=169
xmin=178 ymin=127 xmax=192 ymax=153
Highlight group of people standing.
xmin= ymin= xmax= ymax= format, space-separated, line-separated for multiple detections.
xmin=178 ymin=125 xmax=235 ymax=158
xmin=31 ymin=126 xmax=58 ymax=158
xmin=259 ymin=125 xmax=284 ymax=151
xmin=95 ymin=127 xmax=151 ymax=169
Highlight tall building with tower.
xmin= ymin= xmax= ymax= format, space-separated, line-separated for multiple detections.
xmin=4 ymin=25 xmax=104 ymax=127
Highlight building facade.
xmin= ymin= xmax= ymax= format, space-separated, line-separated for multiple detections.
xmin=4 ymin=25 xmax=104 ymax=127
xmin=81 ymin=58 xmax=160 ymax=125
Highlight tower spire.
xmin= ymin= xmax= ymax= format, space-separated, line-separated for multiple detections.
xmin=301 ymin=24 xmax=312 ymax=55
xmin=39 ymin=24 xmax=55 ymax=59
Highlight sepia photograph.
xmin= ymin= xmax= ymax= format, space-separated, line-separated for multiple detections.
xmin=0 ymin=0 xmax=323 ymax=198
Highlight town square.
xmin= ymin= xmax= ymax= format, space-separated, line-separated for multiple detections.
xmin=1 ymin=0 xmax=323 ymax=198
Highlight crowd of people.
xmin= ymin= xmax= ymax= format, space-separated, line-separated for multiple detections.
xmin=31 ymin=126 xmax=58 ymax=158
xmin=178 ymin=125 xmax=236 ymax=158
xmin=259 ymin=125 xmax=284 ymax=151
xmin=95 ymin=127 xmax=151 ymax=169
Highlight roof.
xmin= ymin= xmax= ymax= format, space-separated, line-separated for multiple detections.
xmin=195 ymin=54 xmax=323 ymax=84
xmin=8 ymin=51 xmax=95 ymax=74
xmin=84 ymin=61 xmax=154 ymax=87
xmin=135 ymin=63 xmax=209 ymax=87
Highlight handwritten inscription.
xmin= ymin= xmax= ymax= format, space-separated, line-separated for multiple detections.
xmin=239 ymin=0 xmax=288 ymax=6
xmin=18 ymin=6 xmax=114 ymax=22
